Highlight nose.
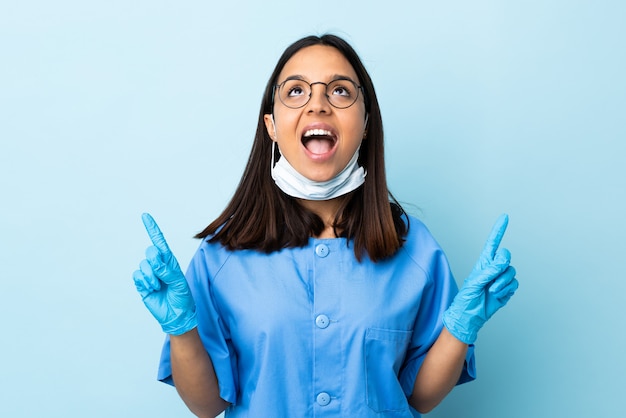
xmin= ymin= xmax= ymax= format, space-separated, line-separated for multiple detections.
xmin=306 ymin=82 xmax=331 ymax=113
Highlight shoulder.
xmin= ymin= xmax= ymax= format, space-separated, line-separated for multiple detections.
xmin=398 ymin=214 xmax=451 ymax=279
xmin=402 ymin=214 xmax=442 ymax=253
xmin=189 ymin=236 xmax=298 ymax=282
xmin=186 ymin=237 xmax=235 ymax=283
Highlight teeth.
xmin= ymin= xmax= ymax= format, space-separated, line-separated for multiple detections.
xmin=303 ymin=129 xmax=333 ymax=137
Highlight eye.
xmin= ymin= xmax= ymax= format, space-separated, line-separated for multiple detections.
xmin=329 ymin=81 xmax=353 ymax=97
xmin=284 ymin=80 xmax=308 ymax=97
xmin=288 ymin=86 xmax=305 ymax=96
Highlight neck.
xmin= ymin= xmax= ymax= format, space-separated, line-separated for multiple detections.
xmin=297 ymin=197 xmax=344 ymax=239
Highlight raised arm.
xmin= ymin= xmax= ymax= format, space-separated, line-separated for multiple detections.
xmin=410 ymin=214 xmax=519 ymax=413
xmin=133 ymin=213 xmax=229 ymax=417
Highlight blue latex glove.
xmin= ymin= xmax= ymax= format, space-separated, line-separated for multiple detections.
xmin=442 ymin=214 xmax=519 ymax=344
xmin=132 ymin=213 xmax=198 ymax=336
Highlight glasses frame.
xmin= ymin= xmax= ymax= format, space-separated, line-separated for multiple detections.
xmin=273 ymin=76 xmax=364 ymax=110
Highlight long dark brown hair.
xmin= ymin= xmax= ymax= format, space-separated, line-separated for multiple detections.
xmin=195 ymin=34 xmax=408 ymax=261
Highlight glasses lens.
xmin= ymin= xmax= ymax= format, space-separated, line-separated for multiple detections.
xmin=278 ymin=79 xmax=311 ymax=109
xmin=326 ymin=79 xmax=360 ymax=109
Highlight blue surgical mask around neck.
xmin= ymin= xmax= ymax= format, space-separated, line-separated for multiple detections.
xmin=271 ymin=143 xmax=366 ymax=200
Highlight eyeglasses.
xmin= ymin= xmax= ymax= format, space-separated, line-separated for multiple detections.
xmin=274 ymin=77 xmax=363 ymax=109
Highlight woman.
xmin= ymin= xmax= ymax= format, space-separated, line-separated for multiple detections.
xmin=133 ymin=34 xmax=518 ymax=417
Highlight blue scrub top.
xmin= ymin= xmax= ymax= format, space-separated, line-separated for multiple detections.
xmin=158 ymin=215 xmax=475 ymax=417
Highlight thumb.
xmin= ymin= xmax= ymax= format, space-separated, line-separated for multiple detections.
xmin=145 ymin=244 xmax=182 ymax=284
xmin=468 ymin=248 xmax=511 ymax=287
xmin=493 ymin=248 xmax=511 ymax=269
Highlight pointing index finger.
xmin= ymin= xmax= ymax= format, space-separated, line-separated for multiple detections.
xmin=481 ymin=214 xmax=509 ymax=260
xmin=142 ymin=213 xmax=171 ymax=255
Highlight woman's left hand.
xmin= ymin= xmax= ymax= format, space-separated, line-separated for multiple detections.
xmin=442 ymin=214 xmax=519 ymax=344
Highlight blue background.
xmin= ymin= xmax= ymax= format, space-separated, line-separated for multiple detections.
xmin=1 ymin=1 xmax=624 ymax=417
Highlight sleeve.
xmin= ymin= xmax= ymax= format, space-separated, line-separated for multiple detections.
xmin=397 ymin=222 xmax=476 ymax=396
xmin=157 ymin=243 xmax=239 ymax=405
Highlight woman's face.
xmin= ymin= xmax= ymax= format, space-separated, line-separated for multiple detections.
xmin=264 ymin=45 xmax=367 ymax=183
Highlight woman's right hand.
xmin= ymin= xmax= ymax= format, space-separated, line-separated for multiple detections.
xmin=132 ymin=213 xmax=198 ymax=335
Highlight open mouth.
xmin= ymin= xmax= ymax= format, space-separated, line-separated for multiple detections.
xmin=301 ymin=129 xmax=337 ymax=154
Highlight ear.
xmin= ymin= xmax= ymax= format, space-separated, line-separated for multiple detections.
xmin=263 ymin=114 xmax=277 ymax=141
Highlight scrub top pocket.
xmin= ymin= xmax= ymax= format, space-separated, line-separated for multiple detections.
xmin=364 ymin=327 xmax=413 ymax=414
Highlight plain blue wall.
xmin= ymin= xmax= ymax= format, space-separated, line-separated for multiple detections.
xmin=1 ymin=1 xmax=624 ymax=417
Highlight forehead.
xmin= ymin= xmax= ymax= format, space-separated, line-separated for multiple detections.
xmin=278 ymin=45 xmax=359 ymax=82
